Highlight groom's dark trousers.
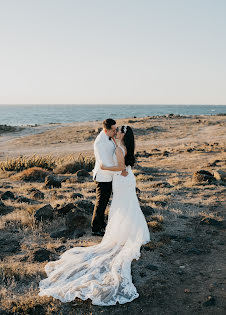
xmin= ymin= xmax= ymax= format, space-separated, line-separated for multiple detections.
xmin=91 ymin=181 xmax=112 ymax=232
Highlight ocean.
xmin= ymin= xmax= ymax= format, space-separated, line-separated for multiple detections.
xmin=0 ymin=105 xmax=225 ymax=126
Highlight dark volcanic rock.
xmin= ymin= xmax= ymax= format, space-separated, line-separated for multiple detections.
xmin=186 ymin=248 xmax=202 ymax=255
xmin=0 ymin=191 xmax=15 ymax=200
xmin=28 ymin=188 xmax=44 ymax=199
xmin=44 ymin=175 xmax=62 ymax=188
xmin=16 ymin=196 xmax=35 ymax=204
xmin=70 ymin=192 xmax=83 ymax=199
xmin=213 ymin=170 xmax=226 ymax=182
xmin=141 ymin=205 xmax=155 ymax=216
xmin=162 ymin=151 xmax=170 ymax=157
xmin=200 ymin=217 xmax=223 ymax=226
xmin=86 ymin=188 xmax=96 ymax=193
xmin=34 ymin=204 xmax=54 ymax=221
xmin=0 ymin=235 xmax=21 ymax=258
xmin=0 ymin=201 xmax=13 ymax=216
xmin=207 ymin=159 xmax=221 ymax=167
xmin=178 ymin=215 xmax=189 ymax=219
xmin=0 ymin=124 xmax=24 ymax=135
xmin=76 ymin=169 xmax=90 ymax=177
xmin=65 ymin=208 xmax=89 ymax=230
xmin=146 ymin=264 xmax=159 ymax=271
xmin=135 ymin=150 xmax=152 ymax=158
xmin=142 ymin=241 xmax=156 ymax=251
xmin=184 ymin=237 xmax=193 ymax=242
xmin=50 ymin=228 xmax=85 ymax=239
xmin=152 ymin=200 xmax=167 ymax=207
xmin=50 ymin=229 xmax=71 ymax=239
xmin=31 ymin=248 xmax=56 ymax=262
xmin=151 ymin=182 xmax=171 ymax=188
xmin=0 ymin=200 xmax=5 ymax=209
xmin=139 ymin=272 xmax=146 ymax=278
xmin=73 ymin=230 xmax=86 ymax=238
xmin=75 ymin=199 xmax=94 ymax=214
xmin=203 ymin=296 xmax=216 ymax=307
xmin=192 ymin=170 xmax=216 ymax=185
xmin=55 ymin=202 xmax=76 ymax=215
xmin=55 ymin=245 xmax=67 ymax=252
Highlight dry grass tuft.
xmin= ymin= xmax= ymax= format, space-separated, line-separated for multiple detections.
xmin=150 ymin=195 xmax=169 ymax=202
xmin=0 ymin=262 xmax=43 ymax=280
xmin=54 ymin=153 xmax=95 ymax=174
xmin=0 ymin=154 xmax=95 ymax=176
xmin=136 ymin=174 xmax=154 ymax=182
xmin=0 ymin=155 xmax=56 ymax=172
xmin=1 ymin=294 xmax=55 ymax=315
xmin=150 ymin=214 xmax=164 ymax=223
xmin=11 ymin=167 xmax=51 ymax=182
xmin=168 ymin=177 xmax=184 ymax=186
xmin=0 ymin=208 xmax=37 ymax=229
xmin=148 ymin=220 xmax=164 ymax=232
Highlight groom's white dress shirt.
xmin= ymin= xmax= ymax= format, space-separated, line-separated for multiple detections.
xmin=93 ymin=130 xmax=116 ymax=182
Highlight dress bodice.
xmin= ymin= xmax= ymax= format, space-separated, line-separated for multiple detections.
xmin=118 ymin=145 xmax=126 ymax=157
xmin=113 ymin=145 xmax=125 ymax=163
xmin=113 ymin=145 xmax=131 ymax=173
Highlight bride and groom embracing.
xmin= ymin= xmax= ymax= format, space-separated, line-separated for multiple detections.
xmin=38 ymin=118 xmax=150 ymax=306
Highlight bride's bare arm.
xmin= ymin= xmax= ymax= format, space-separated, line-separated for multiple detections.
xmin=100 ymin=147 xmax=125 ymax=171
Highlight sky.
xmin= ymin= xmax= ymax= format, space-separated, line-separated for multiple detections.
xmin=0 ymin=0 xmax=225 ymax=105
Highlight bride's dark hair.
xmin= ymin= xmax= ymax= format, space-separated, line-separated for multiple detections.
xmin=121 ymin=125 xmax=135 ymax=167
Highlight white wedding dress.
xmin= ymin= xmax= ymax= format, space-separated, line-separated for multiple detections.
xmin=38 ymin=146 xmax=150 ymax=306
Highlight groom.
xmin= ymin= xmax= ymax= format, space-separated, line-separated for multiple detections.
xmin=91 ymin=118 xmax=127 ymax=236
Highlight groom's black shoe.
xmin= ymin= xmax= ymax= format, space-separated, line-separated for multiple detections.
xmin=92 ymin=229 xmax=105 ymax=236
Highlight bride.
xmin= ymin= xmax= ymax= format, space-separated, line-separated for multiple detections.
xmin=38 ymin=125 xmax=150 ymax=306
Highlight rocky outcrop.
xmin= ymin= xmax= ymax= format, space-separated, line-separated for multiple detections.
xmin=213 ymin=170 xmax=226 ymax=182
xmin=16 ymin=196 xmax=36 ymax=204
xmin=44 ymin=175 xmax=62 ymax=188
xmin=70 ymin=192 xmax=83 ymax=199
xmin=28 ymin=188 xmax=45 ymax=199
xmin=74 ymin=199 xmax=94 ymax=214
xmin=141 ymin=205 xmax=155 ymax=216
xmin=0 ymin=124 xmax=23 ymax=134
xmin=30 ymin=248 xmax=57 ymax=262
xmin=76 ymin=169 xmax=90 ymax=177
xmin=0 ymin=233 xmax=21 ymax=259
xmin=65 ymin=208 xmax=90 ymax=230
xmin=34 ymin=204 xmax=54 ymax=222
xmin=192 ymin=170 xmax=216 ymax=184
xmin=0 ymin=191 xmax=15 ymax=200
xmin=55 ymin=202 xmax=75 ymax=216
xmin=0 ymin=200 xmax=13 ymax=216
xmin=50 ymin=207 xmax=88 ymax=240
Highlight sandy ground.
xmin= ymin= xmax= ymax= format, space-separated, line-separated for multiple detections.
xmin=0 ymin=115 xmax=225 ymax=159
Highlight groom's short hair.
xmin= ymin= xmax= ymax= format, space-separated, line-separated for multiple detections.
xmin=103 ymin=118 xmax=116 ymax=130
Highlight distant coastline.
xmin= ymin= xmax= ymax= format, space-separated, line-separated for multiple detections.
xmin=0 ymin=113 xmax=225 ymax=161
xmin=0 ymin=104 xmax=226 ymax=127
